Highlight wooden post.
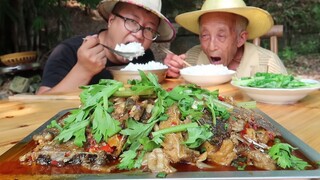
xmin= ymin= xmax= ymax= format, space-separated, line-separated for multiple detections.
xmin=253 ymin=25 xmax=283 ymax=54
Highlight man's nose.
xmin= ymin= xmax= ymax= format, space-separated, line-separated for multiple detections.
xmin=132 ymin=29 xmax=144 ymax=40
xmin=208 ymin=37 xmax=218 ymax=51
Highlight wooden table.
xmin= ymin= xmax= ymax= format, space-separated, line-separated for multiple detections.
xmin=0 ymin=78 xmax=319 ymax=156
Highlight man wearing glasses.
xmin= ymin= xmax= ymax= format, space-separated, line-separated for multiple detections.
xmin=37 ymin=0 xmax=175 ymax=94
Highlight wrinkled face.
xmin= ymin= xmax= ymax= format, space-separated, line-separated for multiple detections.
xmin=107 ymin=3 xmax=160 ymax=63
xmin=199 ymin=12 xmax=241 ymax=66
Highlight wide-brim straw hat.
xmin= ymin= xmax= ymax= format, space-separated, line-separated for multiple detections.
xmin=175 ymin=0 xmax=274 ymax=40
xmin=97 ymin=0 xmax=176 ymax=42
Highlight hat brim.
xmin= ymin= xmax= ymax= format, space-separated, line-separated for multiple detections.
xmin=97 ymin=0 xmax=176 ymax=42
xmin=175 ymin=7 xmax=274 ymax=40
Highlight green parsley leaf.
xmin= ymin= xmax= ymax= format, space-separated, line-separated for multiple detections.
xmin=183 ymin=125 xmax=213 ymax=148
xmin=156 ymin=172 xmax=168 ymax=178
xmin=134 ymin=150 xmax=147 ymax=169
xmin=118 ymin=149 xmax=137 ymax=170
xmin=151 ymin=122 xmax=199 ymax=141
xmin=139 ymin=137 xmax=161 ymax=151
xmin=121 ymin=119 xmax=156 ymax=145
xmin=118 ymin=141 xmax=141 ymax=170
xmin=92 ymin=103 xmax=121 ymax=143
xmin=268 ymin=142 xmax=311 ymax=170
xmin=56 ymin=119 xmax=90 ymax=146
xmin=46 ymin=120 xmax=62 ymax=131
xmin=55 ymin=79 xmax=123 ymax=147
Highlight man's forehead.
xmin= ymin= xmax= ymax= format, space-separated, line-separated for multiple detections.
xmin=200 ymin=12 xmax=237 ymax=24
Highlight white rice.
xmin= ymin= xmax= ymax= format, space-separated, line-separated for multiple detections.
xmin=181 ymin=64 xmax=232 ymax=75
xmin=121 ymin=61 xmax=168 ymax=71
xmin=115 ymin=42 xmax=145 ymax=61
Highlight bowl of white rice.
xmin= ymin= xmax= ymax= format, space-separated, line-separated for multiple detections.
xmin=180 ymin=64 xmax=236 ymax=86
xmin=108 ymin=61 xmax=168 ymax=84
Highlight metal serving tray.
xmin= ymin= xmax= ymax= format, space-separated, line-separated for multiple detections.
xmin=0 ymin=109 xmax=319 ymax=179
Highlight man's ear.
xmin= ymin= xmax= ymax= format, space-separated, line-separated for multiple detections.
xmin=237 ymin=31 xmax=248 ymax=47
xmin=108 ymin=14 xmax=116 ymax=26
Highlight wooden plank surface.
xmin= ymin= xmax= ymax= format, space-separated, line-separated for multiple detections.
xmin=0 ymin=100 xmax=80 ymax=155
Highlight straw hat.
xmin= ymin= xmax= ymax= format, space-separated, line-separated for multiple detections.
xmin=97 ymin=0 xmax=176 ymax=42
xmin=175 ymin=0 xmax=274 ymax=39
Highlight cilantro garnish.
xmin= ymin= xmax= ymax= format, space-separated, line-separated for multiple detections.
xmin=121 ymin=119 xmax=157 ymax=146
xmin=268 ymin=142 xmax=311 ymax=170
xmin=55 ymin=79 xmax=123 ymax=147
xmin=167 ymin=84 xmax=230 ymax=125
xmin=46 ymin=119 xmax=62 ymax=131
xmin=118 ymin=71 xmax=168 ymax=170
xmin=183 ymin=124 xmax=213 ymax=148
xmin=156 ymin=172 xmax=168 ymax=178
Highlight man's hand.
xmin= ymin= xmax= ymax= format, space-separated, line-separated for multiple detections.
xmin=76 ymin=35 xmax=107 ymax=76
xmin=164 ymin=53 xmax=186 ymax=78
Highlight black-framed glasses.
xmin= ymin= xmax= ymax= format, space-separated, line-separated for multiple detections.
xmin=113 ymin=13 xmax=160 ymax=41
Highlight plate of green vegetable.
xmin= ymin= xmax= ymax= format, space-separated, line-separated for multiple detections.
xmin=231 ymin=73 xmax=320 ymax=104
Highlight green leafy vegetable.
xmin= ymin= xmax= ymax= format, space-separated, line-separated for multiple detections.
xmin=139 ymin=137 xmax=161 ymax=151
xmin=56 ymin=119 xmax=89 ymax=146
xmin=55 ymin=79 xmax=123 ymax=147
xmin=235 ymin=72 xmax=320 ymax=88
xmin=46 ymin=119 xmax=62 ymax=131
xmin=183 ymin=124 xmax=213 ymax=148
xmin=92 ymin=104 xmax=121 ymax=142
xmin=268 ymin=142 xmax=311 ymax=170
xmin=121 ymin=119 xmax=157 ymax=146
xmin=156 ymin=172 xmax=168 ymax=178
xmin=167 ymin=84 xmax=230 ymax=125
xmin=152 ymin=122 xmax=198 ymax=137
xmin=118 ymin=72 xmax=168 ymax=170
xmin=118 ymin=149 xmax=137 ymax=170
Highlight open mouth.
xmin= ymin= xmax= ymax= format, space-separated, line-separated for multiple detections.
xmin=210 ymin=57 xmax=221 ymax=64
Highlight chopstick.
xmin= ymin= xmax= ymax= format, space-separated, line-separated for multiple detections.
xmin=9 ymin=94 xmax=80 ymax=100
xmin=160 ymin=46 xmax=192 ymax=67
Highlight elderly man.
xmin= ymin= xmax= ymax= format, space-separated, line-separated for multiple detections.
xmin=37 ymin=0 xmax=176 ymax=94
xmin=164 ymin=0 xmax=287 ymax=78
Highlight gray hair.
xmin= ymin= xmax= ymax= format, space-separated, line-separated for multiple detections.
xmin=198 ymin=12 xmax=248 ymax=37
xmin=235 ymin=14 xmax=249 ymax=35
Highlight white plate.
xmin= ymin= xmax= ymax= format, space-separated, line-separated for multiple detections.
xmin=231 ymin=79 xmax=320 ymax=104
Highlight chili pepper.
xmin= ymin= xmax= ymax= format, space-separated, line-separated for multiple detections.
xmin=101 ymin=144 xmax=114 ymax=153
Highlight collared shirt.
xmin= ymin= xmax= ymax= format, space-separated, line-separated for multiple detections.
xmin=185 ymin=42 xmax=288 ymax=78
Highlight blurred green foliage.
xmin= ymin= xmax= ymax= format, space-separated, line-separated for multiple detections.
xmin=244 ymin=0 xmax=320 ymax=56
xmin=279 ymin=47 xmax=298 ymax=63
xmin=0 ymin=0 xmax=72 ymax=56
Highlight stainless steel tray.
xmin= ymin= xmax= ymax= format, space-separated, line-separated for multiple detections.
xmin=0 ymin=109 xmax=319 ymax=179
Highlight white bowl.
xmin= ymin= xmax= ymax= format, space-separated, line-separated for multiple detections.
xmin=108 ymin=66 xmax=167 ymax=84
xmin=231 ymin=79 xmax=320 ymax=104
xmin=180 ymin=65 xmax=236 ymax=86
